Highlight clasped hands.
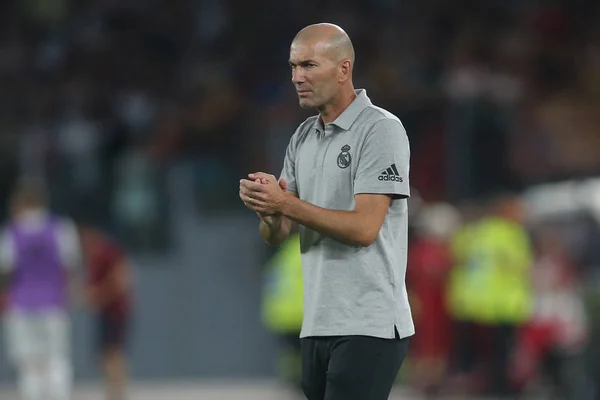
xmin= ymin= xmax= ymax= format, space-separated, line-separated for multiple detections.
xmin=239 ymin=172 xmax=289 ymax=223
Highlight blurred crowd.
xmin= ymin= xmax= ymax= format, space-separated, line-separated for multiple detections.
xmin=403 ymin=193 xmax=599 ymax=398
xmin=0 ymin=0 xmax=597 ymax=251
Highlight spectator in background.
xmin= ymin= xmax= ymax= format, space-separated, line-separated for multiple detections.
xmin=446 ymin=194 xmax=534 ymax=396
xmin=79 ymin=223 xmax=133 ymax=400
xmin=0 ymin=181 xmax=80 ymax=400
xmin=261 ymin=232 xmax=303 ymax=395
xmin=512 ymin=223 xmax=589 ymax=398
xmin=406 ymin=202 xmax=461 ymax=397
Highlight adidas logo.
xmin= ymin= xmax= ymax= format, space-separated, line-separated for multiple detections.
xmin=378 ymin=163 xmax=403 ymax=182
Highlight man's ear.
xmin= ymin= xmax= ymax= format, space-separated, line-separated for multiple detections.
xmin=338 ymin=59 xmax=352 ymax=83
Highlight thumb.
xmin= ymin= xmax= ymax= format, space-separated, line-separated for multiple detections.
xmin=278 ymin=177 xmax=288 ymax=191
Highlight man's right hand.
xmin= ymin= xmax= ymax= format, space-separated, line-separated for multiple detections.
xmin=255 ymin=177 xmax=289 ymax=225
xmin=242 ymin=174 xmax=293 ymax=247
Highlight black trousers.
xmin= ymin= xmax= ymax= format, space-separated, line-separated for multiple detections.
xmin=300 ymin=331 xmax=410 ymax=400
xmin=96 ymin=311 xmax=130 ymax=353
xmin=451 ymin=321 xmax=516 ymax=396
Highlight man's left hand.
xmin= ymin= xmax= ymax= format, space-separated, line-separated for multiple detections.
xmin=239 ymin=172 xmax=287 ymax=215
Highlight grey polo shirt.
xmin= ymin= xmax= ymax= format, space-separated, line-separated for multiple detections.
xmin=280 ymin=89 xmax=414 ymax=339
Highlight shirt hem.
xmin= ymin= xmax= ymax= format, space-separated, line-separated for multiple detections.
xmin=354 ymin=186 xmax=410 ymax=197
xmin=300 ymin=326 xmax=415 ymax=340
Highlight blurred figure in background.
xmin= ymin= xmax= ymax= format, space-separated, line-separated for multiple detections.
xmin=261 ymin=232 xmax=303 ymax=397
xmin=0 ymin=181 xmax=80 ymax=400
xmin=406 ymin=202 xmax=461 ymax=397
xmin=447 ymin=194 xmax=534 ymax=397
xmin=79 ymin=223 xmax=134 ymax=400
xmin=512 ymin=223 xmax=589 ymax=398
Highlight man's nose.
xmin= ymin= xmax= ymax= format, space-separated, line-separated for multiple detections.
xmin=292 ymin=68 xmax=305 ymax=84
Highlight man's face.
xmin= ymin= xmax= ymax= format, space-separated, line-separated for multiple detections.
xmin=289 ymin=40 xmax=339 ymax=109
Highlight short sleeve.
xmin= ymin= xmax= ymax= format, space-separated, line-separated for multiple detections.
xmin=56 ymin=218 xmax=82 ymax=271
xmin=0 ymin=229 xmax=14 ymax=273
xmin=88 ymin=236 xmax=125 ymax=285
xmin=354 ymin=119 xmax=410 ymax=198
xmin=280 ymin=130 xmax=300 ymax=194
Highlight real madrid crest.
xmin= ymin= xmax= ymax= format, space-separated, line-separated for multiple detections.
xmin=337 ymin=145 xmax=352 ymax=169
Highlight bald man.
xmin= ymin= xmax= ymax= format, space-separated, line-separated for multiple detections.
xmin=240 ymin=24 xmax=413 ymax=400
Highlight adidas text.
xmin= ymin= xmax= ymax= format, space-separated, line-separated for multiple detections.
xmin=378 ymin=175 xmax=403 ymax=182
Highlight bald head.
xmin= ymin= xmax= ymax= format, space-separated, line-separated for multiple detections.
xmin=293 ymin=23 xmax=355 ymax=65
xmin=289 ymin=23 xmax=356 ymax=111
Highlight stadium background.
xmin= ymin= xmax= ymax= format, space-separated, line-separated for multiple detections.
xmin=0 ymin=0 xmax=599 ymax=398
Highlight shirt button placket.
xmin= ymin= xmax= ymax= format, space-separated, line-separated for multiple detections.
xmin=321 ymin=125 xmax=334 ymax=168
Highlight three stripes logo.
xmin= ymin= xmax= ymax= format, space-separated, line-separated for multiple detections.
xmin=378 ymin=163 xmax=403 ymax=182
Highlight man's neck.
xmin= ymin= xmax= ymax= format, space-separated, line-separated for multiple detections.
xmin=12 ymin=208 xmax=47 ymax=230
xmin=319 ymin=87 xmax=357 ymax=125
xmin=15 ymin=208 xmax=45 ymax=221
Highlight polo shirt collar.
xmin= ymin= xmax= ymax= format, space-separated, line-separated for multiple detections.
xmin=312 ymin=89 xmax=371 ymax=133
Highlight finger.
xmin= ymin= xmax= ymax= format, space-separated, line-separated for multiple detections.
xmin=240 ymin=179 xmax=256 ymax=187
xmin=240 ymin=189 xmax=266 ymax=203
xmin=278 ymin=177 xmax=288 ymax=191
xmin=245 ymin=199 xmax=269 ymax=212
xmin=249 ymin=192 xmax=271 ymax=202
xmin=240 ymin=179 xmax=265 ymax=190
xmin=247 ymin=185 xmax=272 ymax=196
xmin=239 ymin=191 xmax=259 ymax=206
xmin=249 ymin=172 xmax=269 ymax=179
xmin=240 ymin=179 xmax=266 ymax=192
xmin=239 ymin=187 xmax=252 ymax=198
xmin=240 ymin=192 xmax=262 ymax=206
xmin=241 ymin=195 xmax=258 ymax=210
xmin=249 ymin=172 xmax=276 ymax=182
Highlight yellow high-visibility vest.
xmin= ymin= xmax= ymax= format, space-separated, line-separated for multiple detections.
xmin=261 ymin=234 xmax=303 ymax=333
xmin=447 ymin=217 xmax=533 ymax=324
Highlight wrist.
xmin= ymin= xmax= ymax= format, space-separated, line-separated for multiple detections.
xmin=278 ymin=194 xmax=294 ymax=218
xmin=260 ymin=213 xmax=282 ymax=227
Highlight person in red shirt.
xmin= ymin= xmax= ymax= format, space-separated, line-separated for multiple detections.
xmin=511 ymin=224 xmax=588 ymax=398
xmin=79 ymin=224 xmax=133 ymax=400
xmin=407 ymin=203 xmax=461 ymax=396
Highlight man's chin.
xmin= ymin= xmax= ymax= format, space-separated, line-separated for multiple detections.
xmin=298 ymin=98 xmax=315 ymax=108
